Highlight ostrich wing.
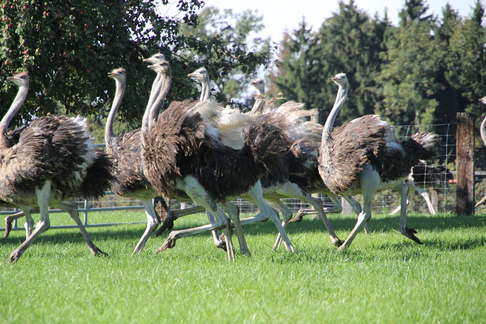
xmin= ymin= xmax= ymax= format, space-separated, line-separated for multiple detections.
xmin=321 ymin=115 xmax=387 ymax=194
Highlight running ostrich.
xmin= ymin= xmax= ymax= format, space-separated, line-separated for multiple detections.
xmin=142 ymin=63 xmax=295 ymax=260
xmin=1 ymin=72 xmax=114 ymax=262
xmin=105 ymin=66 xmax=166 ymax=254
xmin=318 ymin=73 xmax=441 ymax=250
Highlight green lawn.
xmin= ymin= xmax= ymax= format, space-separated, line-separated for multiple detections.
xmin=1 ymin=211 xmax=485 ymax=323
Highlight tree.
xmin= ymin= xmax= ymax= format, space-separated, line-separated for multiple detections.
xmin=0 ymin=0 xmax=271 ymax=133
xmin=375 ymin=0 xmax=440 ymax=127
xmin=178 ymin=6 xmax=271 ymax=103
xmin=272 ymin=19 xmax=321 ymax=109
xmin=272 ymin=1 xmax=387 ymax=124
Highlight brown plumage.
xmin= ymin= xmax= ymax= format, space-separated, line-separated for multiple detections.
xmin=318 ymin=73 xmax=441 ymax=250
xmin=142 ymin=98 xmax=296 ymax=259
xmin=1 ymin=72 xmax=114 ymax=262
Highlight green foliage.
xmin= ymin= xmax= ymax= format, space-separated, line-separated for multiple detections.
xmin=0 ymin=0 xmax=271 ymax=131
xmin=376 ymin=0 xmax=440 ymax=126
xmin=273 ymin=0 xmax=486 ymax=128
xmin=1 ymin=211 xmax=485 ymax=323
xmin=273 ymin=1 xmax=386 ymax=124
xmin=178 ymin=6 xmax=271 ymax=102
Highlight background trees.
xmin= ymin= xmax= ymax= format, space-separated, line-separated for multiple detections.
xmin=0 ymin=0 xmax=271 ymax=135
xmin=1 ymin=0 xmax=486 ymax=141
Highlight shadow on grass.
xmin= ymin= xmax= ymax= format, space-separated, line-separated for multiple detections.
xmin=2 ymin=214 xmax=484 ymax=250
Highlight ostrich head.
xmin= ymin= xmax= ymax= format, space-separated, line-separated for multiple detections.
xmin=148 ymin=60 xmax=170 ymax=75
xmin=7 ymin=71 xmax=29 ymax=88
xmin=250 ymin=78 xmax=265 ymax=95
xmin=108 ymin=68 xmax=126 ymax=83
xmin=332 ymin=73 xmax=347 ymax=87
xmin=143 ymin=53 xmax=166 ymax=64
xmin=188 ymin=67 xmax=208 ymax=83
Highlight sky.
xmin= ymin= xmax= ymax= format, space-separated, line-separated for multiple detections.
xmin=198 ymin=0 xmax=479 ymax=43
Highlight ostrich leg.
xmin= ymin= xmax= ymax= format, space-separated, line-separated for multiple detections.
xmin=9 ymin=182 xmax=52 ymax=262
xmin=132 ymin=199 xmax=161 ymax=254
xmin=59 ymin=202 xmax=106 ymax=256
xmin=396 ymin=183 xmax=423 ymax=244
xmin=4 ymin=211 xmax=26 ymax=239
xmin=240 ymin=182 xmax=295 ymax=252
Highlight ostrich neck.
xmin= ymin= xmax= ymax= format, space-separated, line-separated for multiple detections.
xmin=105 ymin=79 xmax=126 ymax=151
xmin=0 ymin=84 xmax=29 ymax=149
xmin=200 ymin=76 xmax=210 ymax=101
xmin=141 ymin=74 xmax=162 ymax=135
xmin=146 ymin=68 xmax=172 ymax=133
xmin=481 ymin=115 xmax=486 ymax=147
xmin=321 ymin=83 xmax=348 ymax=144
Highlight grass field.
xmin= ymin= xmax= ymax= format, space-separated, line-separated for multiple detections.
xmin=1 ymin=210 xmax=485 ymax=323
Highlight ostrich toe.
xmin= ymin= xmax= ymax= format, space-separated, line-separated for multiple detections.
xmin=402 ymin=227 xmax=424 ymax=244
xmin=156 ymin=237 xmax=177 ymax=254
xmin=156 ymin=218 xmax=175 ymax=237
xmin=4 ymin=221 xmax=12 ymax=239
xmin=288 ymin=209 xmax=306 ymax=223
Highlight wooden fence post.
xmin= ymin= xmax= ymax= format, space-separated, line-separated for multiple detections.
xmin=456 ymin=112 xmax=475 ymax=215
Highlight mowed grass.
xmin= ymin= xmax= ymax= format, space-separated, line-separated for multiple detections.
xmin=1 ymin=210 xmax=485 ymax=323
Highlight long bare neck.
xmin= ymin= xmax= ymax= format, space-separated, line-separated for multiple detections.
xmin=141 ymin=74 xmax=162 ymax=134
xmin=200 ymin=76 xmax=210 ymax=101
xmin=481 ymin=115 xmax=486 ymax=147
xmin=146 ymin=67 xmax=172 ymax=132
xmin=0 ymin=83 xmax=29 ymax=149
xmin=321 ymin=82 xmax=348 ymax=144
xmin=105 ymin=78 xmax=126 ymax=150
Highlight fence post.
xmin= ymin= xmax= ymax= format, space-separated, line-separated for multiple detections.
xmin=456 ymin=112 xmax=475 ymax=215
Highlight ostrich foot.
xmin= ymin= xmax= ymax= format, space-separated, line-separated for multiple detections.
xmin=4 ymin=221 xmax=13 ymax=239
xmin=216 ymin=233 xmax=227 ymax=251
xmin=91 ymin=246 xmax=107 ymax=257
xmin=332 ymin=238 xmax=345 ymax=247
xmin=156 ymin=218 xmax=175 ymax=237
xmin=288 ymin=209 xmax=306 ymax=223
xmin=401 ymin=227 xmax=423 ymax=244
xmin=156 ymin=237 xmax=177 ymax=254
xmin=9 ymin=250 xmax=23 ymax=263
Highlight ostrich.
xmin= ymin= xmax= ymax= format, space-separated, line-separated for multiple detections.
xmin=318 ymin=73 xmax=441 ymax=250
xmin=105 ymin=67 xmax=167 ymax=254
xmin=142 ymin=61 xmax=295 ymax=260
xmin=1 ymin=72 xmax=114 ymax=262
xmin=142 ymin=98 xmax=295 ymax=260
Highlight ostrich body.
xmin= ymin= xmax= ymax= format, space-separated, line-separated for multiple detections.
xmin=318 ymin=73 xmax=441 ymax=250
xmin=142 ymin=95 xmax=295 ymax=260
xmin=1 ymin=72 xmax=114 ymax=261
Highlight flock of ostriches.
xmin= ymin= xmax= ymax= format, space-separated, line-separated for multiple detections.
xmin=1 ymin=53 xmax=444 ymax=262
